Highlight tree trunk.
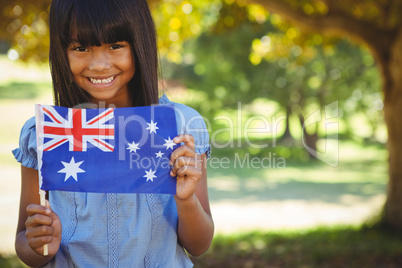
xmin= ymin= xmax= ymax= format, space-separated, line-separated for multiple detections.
xmin=383 ymin=28 xmax=402 ymax=228
xmin=299 ymin=113 xmax=319 ymax=159
xmin=280 ymin=103 xmax=293 ymax=145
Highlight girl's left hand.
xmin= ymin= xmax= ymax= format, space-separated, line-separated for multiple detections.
xmin=170 ymin=134 xmax=202 ymax=201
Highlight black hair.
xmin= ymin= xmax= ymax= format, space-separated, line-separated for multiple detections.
xmin=49 ymin=0 xmax=159 ymax=107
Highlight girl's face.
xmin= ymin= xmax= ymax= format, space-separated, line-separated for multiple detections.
xmin=67 ymin=41 xmax=135 ymax=107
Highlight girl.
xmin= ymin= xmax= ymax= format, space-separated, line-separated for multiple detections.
xmin=13 ymin=0 xmax=214 ymax=267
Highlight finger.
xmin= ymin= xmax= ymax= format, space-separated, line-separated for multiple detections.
xmin=176 ymin=165 xmax=202 ymax=178
xmin=170 ymin=145 xmax=196 ymax=165
xmin=25 ymin=214 xmax=53 ymax=228
xmin=170 ymin=156 xmax=203 ymax=176
xmin=26 ymin=225 xmax=54 ymax=239
xmin=174 ymin=156 xmax=196 ymax=169
xmin=26 ymin=204 xmax=51 ymax=217
xmin=27 ymin=235 xmax=54 ymax=250
xmin=173 ymin=134 xmax=195 ymax=149
xmin=170 ymin=156 xmax=196 ymax=176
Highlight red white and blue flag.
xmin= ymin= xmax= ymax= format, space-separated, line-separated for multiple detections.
xmin=36 ymin=104 xmax=178 ymax=194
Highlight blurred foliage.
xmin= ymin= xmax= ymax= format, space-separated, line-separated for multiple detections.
xmin=250 ymin=0 xmax=402 ymax=30
xmin=152 ymin=0 xmax=222 ymax=63
xmin=162 ymin=1 xmax=382 ymax=148
xmin=0 ymin=0 xmax=50 ymax=62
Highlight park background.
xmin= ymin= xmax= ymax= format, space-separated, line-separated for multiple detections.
xmin=1 ymin=0 xmax=402 ymax=267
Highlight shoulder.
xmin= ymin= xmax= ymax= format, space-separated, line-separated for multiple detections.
xmin=159 ymin=94 xmax=204 ymax=125
xmin=159 ymin=94 xmax=207 ymax=131
xmin=12 ymin=117 xmax=38 ymax=169
xmin=21 ymin=116 xmax=36 ymax=133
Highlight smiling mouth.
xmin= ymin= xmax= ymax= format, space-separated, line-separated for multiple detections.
xmin=87 ymin=75 xmax=116 ymax=84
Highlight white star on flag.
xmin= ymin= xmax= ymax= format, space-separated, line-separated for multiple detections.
xmin=163 ymin=137 xmax=176 ymax=150
xmin=127 ymin=141 xmax=140 ymax=153
xmin=58 ymin=157 xmax=85 ymax=182
xmin=146 ymin=120 xmax=159 ymax=134
xmin=144 ymin=168 xmax=157 ymax=182
xmin=155 ymin=151 xmax=164 ymax=158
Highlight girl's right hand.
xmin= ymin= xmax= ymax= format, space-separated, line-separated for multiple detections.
xmin=25 ymin=200 xmax=62 ymax=256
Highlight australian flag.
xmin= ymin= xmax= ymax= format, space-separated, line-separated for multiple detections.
xmin=35 ymin=104 xmax=178 ymax=194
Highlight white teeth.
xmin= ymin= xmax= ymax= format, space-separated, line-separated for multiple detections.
xmin=89 ymin=75 xmax=115 ymax=84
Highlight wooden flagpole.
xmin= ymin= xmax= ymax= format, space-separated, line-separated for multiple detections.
xmin=39 ymin=189 xmax=48 ymax=256
xmin=36 ymin=105 xmax=48 ymax=256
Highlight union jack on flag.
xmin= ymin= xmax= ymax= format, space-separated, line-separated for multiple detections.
xmin=36 ymin=104 xmax=178 ymax=194
xmin=42 ymin=106 xmax=115 ymax=152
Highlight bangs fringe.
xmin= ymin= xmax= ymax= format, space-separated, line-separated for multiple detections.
xmin=69 ymin=0 xmax=131 ymax=46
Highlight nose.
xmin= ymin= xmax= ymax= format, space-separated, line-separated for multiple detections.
xmin=88 ymin=50 xmax=112 ymax=71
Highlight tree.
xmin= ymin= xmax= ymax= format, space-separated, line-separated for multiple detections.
xmin=163 ymin=2 xmax=380 ymax=160
xmin=249 ymin=0 xmax=402 ymax=229
xmin=250 ymin=28 xmax=381 ymax=152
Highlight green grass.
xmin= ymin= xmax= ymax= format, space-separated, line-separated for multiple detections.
xmin=3 ymin=225 xmax=402 ymax=268
xmin=0 ymin=55 xmax=51 ymax=100
xmin=0 ymin=254 xmax=26 ymax=268
xmin=191 ymin=225 xmax=402 ymax=268
xmin=206 ymin=141 xmax=387 ymax=205
xmin=0 ymin=81 xmax=51 ymax=99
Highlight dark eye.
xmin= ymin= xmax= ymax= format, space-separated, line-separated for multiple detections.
xmin=73 ymin=46 xmax=88 ymax=52
xmin=110 ymin=44 xmax=123 ymax=50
